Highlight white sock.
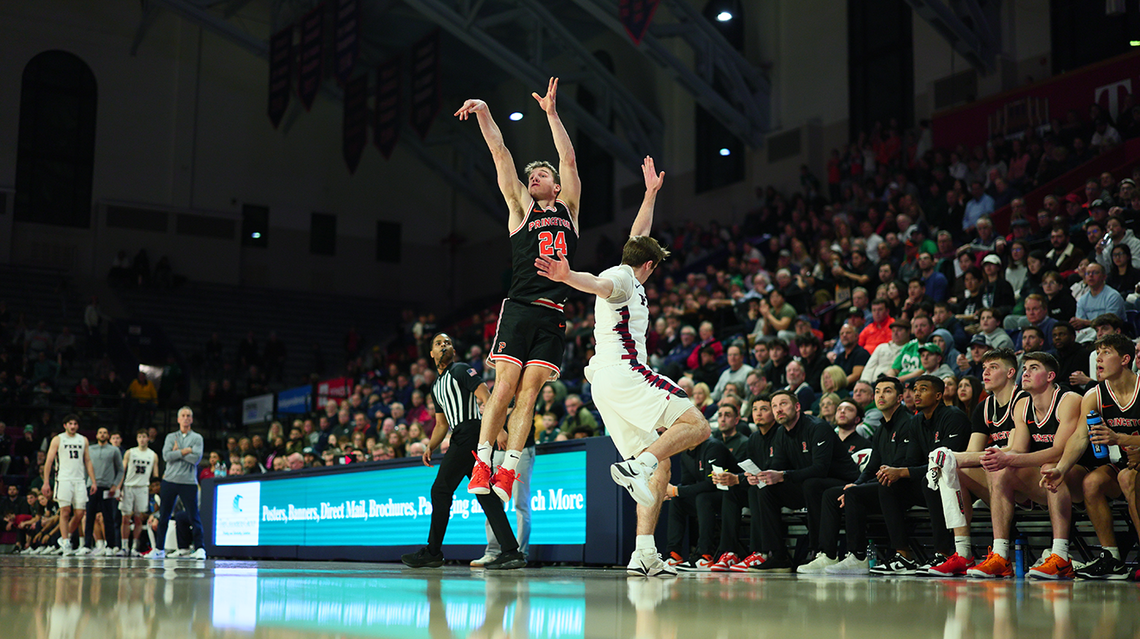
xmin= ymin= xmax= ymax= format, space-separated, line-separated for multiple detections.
xmin=1051 ymin=539 xmax=1069 ymax=560
xmin=635 ymin=535 xmax=655 ymax=552
xmin=636 ymin=451 xmax=659 ymax=473
xmin=122 ymin=537 xmax=130 ymax=550
xmin=501 ymin=450 xmax=521 ymax=472
xmin=477 ymin=442 xmax=492 ymax=466
xmin=1106 ymin=546 xmax=1121 ymax=560
xmin=992 ymin=539 xmax=1010 ymax=559
xmin=954 ymin=536 xmax=971 ymax=559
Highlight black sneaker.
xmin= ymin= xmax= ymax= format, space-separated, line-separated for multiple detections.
xmin=483 ymin=550 xmax=526 ymax=571
xmin=401 ymin=547 xmax=444 ymax=568
xmin=869 ymin=552 xmax=919 ymax=576
xmin=1074 ymin=550 xmax=1128 ymax=580
xmin=918 ymin=553 xmax=949 ymax=576
xmin=753 ymin=554 xmax=794 ymax=573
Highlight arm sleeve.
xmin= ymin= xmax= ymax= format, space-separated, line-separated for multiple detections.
xmin=186 ymin=434 xmax=204 ymax=465
xmin=784 ymin=425 xmax=834 ymax=482
xmin=604 ymin=267 xmax=636 ymax=306
xmin=111 ymin=448 xmax=124 ymax=486
xmin=162 ymin=435 xmax=182 ymax=463
xmin=450 ymin=363 xmax=483 ymax=394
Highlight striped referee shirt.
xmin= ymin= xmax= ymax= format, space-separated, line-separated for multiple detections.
xmin=432 ymin=362 xmax=483 ymax=429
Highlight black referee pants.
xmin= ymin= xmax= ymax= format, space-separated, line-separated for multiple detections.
xmin=427 ymin=421 xmax=517 ymax=555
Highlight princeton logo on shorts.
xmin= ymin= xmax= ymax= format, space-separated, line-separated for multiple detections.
xmin=498 ymin=342 xmax=506 ymax=353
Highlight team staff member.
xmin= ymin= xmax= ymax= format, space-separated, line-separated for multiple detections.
xmin=1042 ymin=332 xmax=1140 ymax=579
xmin=456 ymin=79 xmax=582 ymax=504
xmin=800 ymin=379 xmax=915 ymax=575
xmin=84 ymin=426 xmax=123 ymax=555
xmin=42 ymin=414 xmax=96 ymax=556
xmin=402 ymin=333 xmax=524 ymax=570
xmin=665 ymin=436 xmax=739 ymax=571
xmin=751 ymin=389 xmax=860 ymax=572
xmin=871 ymin=376 xmax=971 ymax=575
xmin=145 ymin=407 xmax=205 ymax=559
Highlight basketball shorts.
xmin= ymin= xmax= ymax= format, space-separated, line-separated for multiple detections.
xmin=487 ymin=298 xmax=565 ymax=378
xmin=119 ymin=486 xmax=149 ymax=514
xmin=55 ymin=480 xmax=88 ymax=509
xmin=586 ymin=363 xmax=693 ymax=459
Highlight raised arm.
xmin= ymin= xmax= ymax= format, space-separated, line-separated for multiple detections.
xmin=630 ymin=156 xmax=665 ymax=238
xmin=532 ymin=78 xmax=581 ymax=219
xmin=535 ymin=254 xmax=614 ymax=299
xmin=455 ymin=98 xmax=529 ymax=226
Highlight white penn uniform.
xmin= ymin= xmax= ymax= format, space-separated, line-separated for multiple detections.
xmin=54 ymin=432 xmax=88 ymax=509
xmin=120 ymin=447 xmax=157 ymax=514
xmin=584 ymin=264 xmax=693 ymax=458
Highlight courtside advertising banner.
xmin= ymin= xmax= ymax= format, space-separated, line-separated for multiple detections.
xmin=242 ymin=393 xmax=275 ymax=425
xmin=214 ymin=450 xmax=586 ymax=547
xmin=276 ymin=384 xmax=312 ymax=414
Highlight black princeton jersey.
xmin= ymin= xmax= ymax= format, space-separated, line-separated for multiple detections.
xmin=1096 ymin=380 xmax=1140 ymax=434
xmin=972 ymin=389 xmax=1028 ymax=448
xmin=1024 ymin=387 xmax=1071 ymax=453
xmin=509 ymin=199 xmax=579 ymax=305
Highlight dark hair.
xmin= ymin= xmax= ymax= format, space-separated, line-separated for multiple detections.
xmin=622 ymin=236 xmax=671 ymax=268
xmin=871 ymin=297 xmax=889 ymax=308
xmin=836 ymin=398 xmax=864 ymax=420
xmin=982 ymin=347 xmax=1018 ymax=371
xmin=874 ymin=375 xmax=904 ymax=395
xmin=136 ymin=429 xmax=148 ymax=437
xmin=1022 ymin=325 xmax=1045 ymax=340
xmin=62 ymin=413 xmax=80 ymax=425
xmin=1022 ymin=351 xmax=1059 ymax=373
xmin=770 ymin=389 xmax=799 ymax=405
xmin=914 ymin=374 xmax=945 ymax=393
xmin=1092 ymin=314 xmax=1126 ymax=331
xmin=958 ymin=376 xmax=984 ymax=411
xmin=797 ymin=333 xmax=821 ymax=350
xmin=1094 ymin=332 xmax=1135 ymax=364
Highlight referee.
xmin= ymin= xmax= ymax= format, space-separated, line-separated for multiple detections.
xmin=402 ymin=333 xmax=525 ymax=570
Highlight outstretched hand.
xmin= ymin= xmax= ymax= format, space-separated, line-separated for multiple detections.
xmin=535 ymin=254 xmax=569 ymax=282
xmin=454 ymin=99 xmax=487 ymax=120
xmin=532 ymin=77 xmax=559 ymax=115
xmin=642 ymin=156 xmax=665 ymax=193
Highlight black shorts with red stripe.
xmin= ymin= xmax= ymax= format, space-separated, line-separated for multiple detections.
xmin=487 ymin=298 xmax=565 ymax=376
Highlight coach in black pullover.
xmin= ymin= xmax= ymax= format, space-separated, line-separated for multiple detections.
xmin=666 ymin=437 xmax=740 ymax=561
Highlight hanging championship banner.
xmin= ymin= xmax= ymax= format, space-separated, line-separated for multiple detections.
xmin=333 ymin=0 xmax=360 ymax=85
xmin=618 ymin=0 xmax=660 ymax=45
xmin=267 ymin=26 xmax=293 ymax=128
xmin=297 ymin=4 xmax=325 ymax=111
xmin=409 ymin=30 xmax=441 ymax=140
xmin=343 ymin=74 xmax=368 ymax=174
xmin=374 ymin=56 xmax=401 ymax=159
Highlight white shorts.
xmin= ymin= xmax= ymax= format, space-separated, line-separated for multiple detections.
xmin=586 ymin=363 xmax=694 ymax=459
xmin=54 ymin=480 xmax=88 ymax=510
xmin=119 ymin=486 xmax=149 ymax=514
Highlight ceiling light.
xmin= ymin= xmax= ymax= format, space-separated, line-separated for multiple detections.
xmin=716 ymin=11 xmax=733 ymax=22
xmin=719 ymin=148 xmax=731 ymax=156
xmin=251 ymin=232 xmax=262 ymax=239
xmin=509 ymin=112 xmax=524 ymax=121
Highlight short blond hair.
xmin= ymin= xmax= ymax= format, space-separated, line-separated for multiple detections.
xmin=622 ymin=236 xmax=670 ymax=268
xmin=524 ymin=160 xmax=560 ymax=185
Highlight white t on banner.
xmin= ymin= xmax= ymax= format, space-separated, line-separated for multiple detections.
xmin=242 ymin=393 xmax=275 ymax=425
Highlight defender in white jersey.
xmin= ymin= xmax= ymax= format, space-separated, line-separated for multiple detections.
xmin=115 ymin=428 xmax=159 ymax=555
xmin=42 ymin=414 xmax=96 ymax=556
xmin=536 ymin=156 xmax=710 ymax=577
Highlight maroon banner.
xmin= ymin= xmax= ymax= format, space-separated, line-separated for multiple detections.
xmin=618 ymin=0 xmax=660 ymax=45
xmin=297 ymin=4 xmax=325 ymax=111
xmin=267 ymin=26 xmax=293 ymax=128
xmin=933 ymin=50 xmax=1140 ymax=150
xmin=317 ymin=376 xmax=354 ymax=406
xmin=409 ymin=30 xmax=441 ymax=140
xmin=343 ymin=74 xmax=368 ymax=174
xmin=374 ymin=56 xmax=401 ymax=159
xmin=333 ymin=0 xmax=359 ymax=85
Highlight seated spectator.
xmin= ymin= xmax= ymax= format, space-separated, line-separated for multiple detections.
xmin=861 ymin=319 xmax=911 ymax=383
xmin=1046 ymin=226 xmax=1084 ymax=274
xmin=560 ymin=394 xmax=597 ymax=437
xmin=978 ymin=308 xmax=1014 ymax=350
xmin=1071 ymin=262 xmax=1125 ymax=341
xmin=829 ymin=323 xmax=869 ymax=387
xmin=784 ymin=360 xmax=815 ymax=410
xmin=761 ymin=339 xmax=792 ymax=389
xmin=536 ymin=412 xmax=560 ymax=445
xmin=1041 ymin=271 xmax=1077 ymax=323
xmin=711 ymin=344 xmax=753 ymax=401
xmin=858 ymin=298 xmax=893 ymax=353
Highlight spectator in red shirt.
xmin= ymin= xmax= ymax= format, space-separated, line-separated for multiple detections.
xmin=858 ymin=298 xmax=893 ymax=354
xmin=686 ymin=321 xmax=724 ymax=371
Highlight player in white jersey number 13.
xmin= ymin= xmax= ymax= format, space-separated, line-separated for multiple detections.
xmin=536 ymin=156 xmax=711 ymax=577
xmin=42 ymin=414 xmax=97 ymax=555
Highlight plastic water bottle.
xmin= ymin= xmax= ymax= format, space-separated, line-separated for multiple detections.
xmin=1088 ymin=410 xmax=1109 ymax=460
xmin=1013 ymin=537 xmax=1026 ymax=578
xmin=866 ymin=541 xmax=877 ymax=568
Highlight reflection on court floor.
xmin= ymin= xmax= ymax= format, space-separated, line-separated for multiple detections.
xmin=2 ymin=556 xmax=1139 ymax=638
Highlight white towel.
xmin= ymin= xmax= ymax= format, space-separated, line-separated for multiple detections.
xmin=927 ymin=447 xmax=968 ymax=528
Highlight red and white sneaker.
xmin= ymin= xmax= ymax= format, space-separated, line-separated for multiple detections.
xmin=927 ymin=553 xmax=975 ymax=576
xmin=729 ymin=552 xmax=766 ymax=572
xmin=966 ymin=551 xmax=1013 ymax=579
xmin=664 ymin=552 xmax=685 ymax=568
xmin=491 ymin=466 xmax=519 ymax=503
xmin=467 ymin=452 xmax=492 ymax=495
xmin=710 ymin=552 xmax=741 ymax=572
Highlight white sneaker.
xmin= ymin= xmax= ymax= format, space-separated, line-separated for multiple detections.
xmin=797 ymin=553 xmax=840 ymax=574
xmin=627 ymin=548 xmax=678 ymax=577
xmin=169 ymin=548 xmax=190 ymax=558
xmin=626 ymin=577 xmax=674 ymax=611
xmin=59 ymin=539 xmax=76 ymax=556
xmin=47 ymin=546 xmax=64 ymax=556
xmin=191 ymin=548 xmax=206 ymax=560
xmin=142 ymin=549 xmax=166 ymax=559
xmin=74 ymin=546 xmax=91 ymax=556
xmin=824 ymin=553 xmax=871 ymax=575
xmin=611 ymin=459 xmax=656 ymax=507
xmin=470 ymin=553 xmax=499 ymax=567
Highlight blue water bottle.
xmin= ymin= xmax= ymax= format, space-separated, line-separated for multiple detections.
xmin=1088 ymin=410 xmax=1109 ymax=459
xmin=866 ymin=541 xmax=877 ymax=569
xmin=1013 ymin=537 xmax=1026 ymax=579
